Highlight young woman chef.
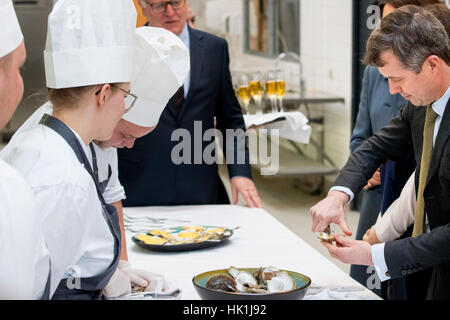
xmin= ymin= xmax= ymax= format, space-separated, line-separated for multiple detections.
xmin=0 ymin=0 xmax=156 ymax=299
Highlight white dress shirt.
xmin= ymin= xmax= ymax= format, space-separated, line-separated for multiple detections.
xmin=178 ymin=23 xmax=190 ymax=97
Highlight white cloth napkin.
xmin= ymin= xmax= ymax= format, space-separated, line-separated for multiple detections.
xmin=244 ymin=112 xmax=311 ymax=144
xmin=107 ymin=287 xmax=182 ymax=300
xmin=304 ymin=285 xmax=381 ymax=300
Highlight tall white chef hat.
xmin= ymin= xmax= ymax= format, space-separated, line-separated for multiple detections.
xmin=123 ymin=27 xmax=190 ymax=127
xmin=44 ymin=0 xmax=137 ymax=89
xmin=0 ymin=0 xmax=23 ymax=59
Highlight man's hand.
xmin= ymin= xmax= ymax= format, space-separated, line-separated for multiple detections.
xmin=231 ymin=177 xmax=263 ymax=208
xmin=364 ymin=168 xmax=381 ymax=190
xmin=363 ymin=226 xmax=382 ymax=245
xmin=321 ymin=235 xmax=374 ymax=266
xmin=310 ymin=191 xmax=352 ymax=236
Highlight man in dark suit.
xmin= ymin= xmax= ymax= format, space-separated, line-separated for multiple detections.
xmin=311 ymin=6 xmax=450 ymax=299
xmin=118 ymin=0 xmax=262 ymax=207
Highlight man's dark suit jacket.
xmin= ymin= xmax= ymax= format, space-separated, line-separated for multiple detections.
xmin=334 ymin=98 xmax=450 ymax=299
xmin=118 ymin=27 xmax=251 ymax=206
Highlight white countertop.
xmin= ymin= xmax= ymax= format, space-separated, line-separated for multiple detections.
xmin=124 ymin=205 xmax=381 ymax=300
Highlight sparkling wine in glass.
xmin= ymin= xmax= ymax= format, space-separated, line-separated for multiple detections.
xmin=265 ymin=70 xmax=278 ymax=113
xmin=238 ymin=73 xmax=251 ymax=115
xmin=275 ymin=70 xmax=286 ymax=113
xmin=249 ymin=71 xmax=264 ymax=115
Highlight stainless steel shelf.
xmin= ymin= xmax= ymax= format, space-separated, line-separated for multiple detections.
xmin=263 ymin=91 xmax=345 ymax=105
xmin=250 ymin=144 xmax=338 ymax=178
xmin=251 ymin=89 xmax=345 ymax=193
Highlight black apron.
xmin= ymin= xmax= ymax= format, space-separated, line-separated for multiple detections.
xmin=40 ymin=261 xmax=51 ymax=300
xmin=89 ymin=143 xmax=112 ymax=195
xmin=39 ymin=114 xmax=121 ymax=300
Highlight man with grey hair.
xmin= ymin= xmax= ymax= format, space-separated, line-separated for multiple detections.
xmin=118 ymin=0 xmax=262 ymax=208
xmin=311 ymin=5 xmax=450 ymax=299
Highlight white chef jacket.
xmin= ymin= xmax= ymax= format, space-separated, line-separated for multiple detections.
xmin=96 ymin=142 xmax=124 ymax=204
xmin=0 ymin=159 xmax=49 ymax=299
xmin=0 ymin=124 xmax=115 ymax=297
xmin=1 ymin=102 xmax=126 ymax=204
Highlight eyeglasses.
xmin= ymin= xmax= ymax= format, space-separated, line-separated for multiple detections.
xmin=144 ymin=0 xmax=185 ymax=13
xmin=95 ymin=85 xmax=138 ymax=114
xmin=112 ymin=85 xmax=138 ymax=113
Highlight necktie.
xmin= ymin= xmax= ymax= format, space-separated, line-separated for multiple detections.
xmin=412 ymin=105 xmax=438 ymax=237
xmin=170 ymin=85 xmax=185 ymax=117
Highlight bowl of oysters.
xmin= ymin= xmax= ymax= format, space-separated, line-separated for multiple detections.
xmin=193 ymin=266 xmax=311 ymax=300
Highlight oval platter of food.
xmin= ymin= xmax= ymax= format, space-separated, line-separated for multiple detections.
xmin=132 ymin=226 xmax=234 ymax=252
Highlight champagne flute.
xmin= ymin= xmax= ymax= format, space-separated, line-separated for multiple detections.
xmin=275 ymin=69 xmax=286 ymax=113
xmin=238 ymin=73 xmax=251 ymax=115
xmin=265 ymin=70 xmax=278 ymax=113
xmin=249 ymin=71 xmax=264 ymax=115
xmin=231 ymin=71 xmax=239 ymax=98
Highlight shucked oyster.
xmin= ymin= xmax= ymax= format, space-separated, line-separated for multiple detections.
xmin=206 ymin=274 xmax=237 ymax=293
xmin=266 ymin=272 xmax=296 ymax=293
xmin=261 ymin=266 xmax=280 ymax=284
xmin=205 ymin=267 xmax=298 ymax=295
xmin=228 ymin=267 xmax=259 ymax=293
xmin=317 ymin=225 xmax=336 ymax=243
xmin=260 ymin=267 xmax=297 ymax=293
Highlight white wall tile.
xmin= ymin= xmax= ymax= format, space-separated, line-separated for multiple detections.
xmin=300 ymin=0 xmax=353 ymax=174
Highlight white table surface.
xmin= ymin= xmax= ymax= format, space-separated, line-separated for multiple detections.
xmin=124 ymin=205 xmax=381 ymax=300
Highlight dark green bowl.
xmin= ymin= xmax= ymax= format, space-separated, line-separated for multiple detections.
xmin=193 ymin=268 xmax=311 ymax=300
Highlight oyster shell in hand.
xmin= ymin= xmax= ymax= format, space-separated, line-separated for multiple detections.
xmin=317 ymin=225 xmax=336 ymax=243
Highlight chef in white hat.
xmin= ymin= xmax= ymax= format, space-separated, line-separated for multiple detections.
xmin=101 ymin=26 xmax=189 ymax=297
xmin=1 ymin=24 xmax=190 ymax=298
xmin=0 ymin=0 xmax=166 ymax=300
xmin=0 ymin=0 xmax=50 ymax=299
